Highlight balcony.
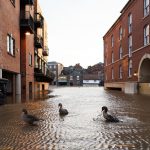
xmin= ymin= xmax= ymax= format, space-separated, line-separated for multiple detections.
xmin=34 ymin=66 xmax=55 ymax=83
xmin=21 ymin=0 xmax=34 ymax=5
xmin=34 ymin=13 xmax=44 ymax=28
xmin=20 ymin=11 xmax=34 ymax=34
xmin=42 ymin=46 xmax=49 ymax=56
xmin=34 ymin=35 xmax=43 ymax=48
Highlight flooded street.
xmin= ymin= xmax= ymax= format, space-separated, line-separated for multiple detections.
xmin=0 ymin=87 xmax=150 ymax=150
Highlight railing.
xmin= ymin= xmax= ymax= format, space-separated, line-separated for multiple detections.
xmin=20 ymin=11 xmax=34 ymax=33
xmin=21 ymin=0 xmax=34 ymax=5
xmin=34 ymin=13 xmax=44 ymax=28
xmin=42 ymin=46 xmax=49 ymax=56
xmin=34 ymin=34 xmax=43 ymax=48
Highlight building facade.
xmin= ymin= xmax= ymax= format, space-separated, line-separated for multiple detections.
xmin=0 ymin=0 xmax=21 ymax=100
xmin=0 ymin=0 xmax=53 ymax=101
xmin=61 ymin=64 xmax=84 ymax=86
xmin=83 ymin=62 xmax=104 ymax=86
xmin=103 ymin=0 xmax=150 ymax=94
xmin=47 ymin=61 xmax=64 ymax=85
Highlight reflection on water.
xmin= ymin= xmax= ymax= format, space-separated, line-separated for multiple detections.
xmin=0 ymin=87 xmax=150 ymax=150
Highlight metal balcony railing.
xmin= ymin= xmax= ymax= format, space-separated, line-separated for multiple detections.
xmin=34 ymin=13 xmax=44 ymax=28
xmin=34 ymin=34 xmax=43 ymax=48
xmin=20 ymin=11 xmax=34 ymax=33
xmin=42 ymin=46 xmax=49 ymax=56
xmin=21 ymin=0 xmax=34 ymax=5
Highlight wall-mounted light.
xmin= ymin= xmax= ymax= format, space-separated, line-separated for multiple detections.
xmin=25 ymin=32 xmax=30 ymax=35
xmin=133 ymin=71 xmax=138 ymax=76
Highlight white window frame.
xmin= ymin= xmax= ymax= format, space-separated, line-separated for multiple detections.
xmin=128 ymin=59 xmax=132 ymax=77
xmin=119 ymin=46 xmax=123 ymax=59
xmin=128 ymin=13 xmax=132 ymax=34
xmin=7 ymin=34 xmax=15 ymax=56
xmin=119 ymin=65 xmax=123 ymax=79
xmin=144 ymin=24 xmax=149 ymax=46
xmin=128 ymin=35 xmax=132 ymax=57
xmin=70 ymin=76 xmax=73 ymax=80
xmin=119 ymin=27 xmax=123 ymax=40
xmin=29 ymin=53 xmax=32 ymax=66
xmin=111 ymin=51 xmax=114 ymax=63
xmin=144 ymin=0 xmax=149 ymax=16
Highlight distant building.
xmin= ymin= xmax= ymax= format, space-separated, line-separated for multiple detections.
xmin=83 ymin=63 xmax=104 ymax=86
xmin=47 ymin=61 xmax=64 ymax=85
xmin=103 ymin=0 xmax=150 ymax=94
xmin=61 ymin=64 xmax=84 ymax=86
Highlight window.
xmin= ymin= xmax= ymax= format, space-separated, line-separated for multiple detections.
xmin=29 ymin=53 xmax=32 ymax=66
xmin=119 ymin=27 xmax=123 ymax=40
xmin=7 ymin=34 xmax=15 ymax=56
xmin=111 ymin=68 xmax=114 ymax=80
xmin=144 ymin=0 xmax=149 ymax=16
xmin=10 ymin=0 xmax=15 ymax=6
xmin=128 ymin=13 xmax=132 ymax=34
xmin=119 ymin=65 xmax=123 ymax=79
xmin=111 ymin=51 xmax=114 ymax=63
xmin=70 ymin=76 xmax=73 ymax=80
xmin=53 ymin=65 xmax=56 ymax=69
xmin=128 ymin=35 xmax=132 ymax=57
xmin=119 ymin=46 xmax=123 ymax=59
xmin=111 ymin=35 xmax=114 ymax=47
xmin=144 ymin=24 xmax=149 ymax=45
xmin=128 ymin=59 xmax=132 ymax=77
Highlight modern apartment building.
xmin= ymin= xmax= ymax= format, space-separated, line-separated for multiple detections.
xmin=0 ymin=0 xmax=53 ymax=101
xmin=103 ymin=0 xmax=150 ymax=95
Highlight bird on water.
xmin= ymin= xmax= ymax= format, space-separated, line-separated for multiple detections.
xmin=21 ymin=108 xmax=43 ymax=125
xmin=58 ymin=103 xmax=69 ymax=116
xmin=102 ymin=106 xmax=119 ymax=122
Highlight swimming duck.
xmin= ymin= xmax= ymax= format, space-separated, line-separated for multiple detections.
xmin=21 ymin=109 xmax=43 ymax=125
xmin=58 ymin=103 xmax=68 ymax=116
xmin=102 ymin=106 xmax=119 ymax=122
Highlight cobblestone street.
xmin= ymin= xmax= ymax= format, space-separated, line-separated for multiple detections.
xmin=0 ymin=87 xmax=150 ymax=150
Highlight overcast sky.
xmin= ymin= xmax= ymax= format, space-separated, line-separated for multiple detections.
xmin=39 ymin=0 xmax=128 ymax=68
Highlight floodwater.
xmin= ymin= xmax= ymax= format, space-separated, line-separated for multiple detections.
xmin=0 ymin=87 xmax=150 ymax=150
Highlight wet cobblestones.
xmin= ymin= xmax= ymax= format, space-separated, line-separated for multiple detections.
xmin=0 ymin=87 xmax=150 ymax=150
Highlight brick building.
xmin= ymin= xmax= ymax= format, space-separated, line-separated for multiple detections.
xmin=0 ymin=0 xmax=21 ymax=99
xmin=47 ymin=61 xmax=63 ymax=85
xmin=103 ymin=0 xmax=150 ymax=94
xmin=0 ymin=0 xmax=53 ymax=101
xmin=83 ymin=63 xmax=104 ymax=86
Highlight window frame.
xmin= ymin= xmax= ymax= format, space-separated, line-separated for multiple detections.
xmin=10 ymin=0 xmax=15 ymax=7
xmin=119 ymin=65 xmax=123 ymax=79
xmin=128 ymin=13 xmax=132 ymax=34
xmin=29 ymin=53 xmax=32 ymax=66
xmin=7 ymin=34 xmax=15 ymax=56
xmin=119 ymin=45 xmax=123 ymax=59
xmin=144 ymin=24 xmax=149 ymax=46
xmin=128 ymin=35 xmax=132 ymax=57
xmin=119 ymin=26 xmax=123 ymax=40
xmin=128 ymin=59 xmax=132 ymax=77
xmin=144 ymin=0 xmax=149 ymax=16
xmin=111 ymin=35 xmax=114 ymax=47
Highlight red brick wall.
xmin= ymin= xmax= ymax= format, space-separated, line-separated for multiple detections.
xmin=104 ymin=0 xmax=150 ymax=83
xmin=0 ymin=0 xmax=20 ymax=73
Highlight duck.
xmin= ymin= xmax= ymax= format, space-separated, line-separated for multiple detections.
xmin=58 ymin=103 xmax=68 ymax=116
xmin=102 ymin=106 xmax=119 ymax=122
xmin=21 ymin=109 xmax=43 ymax=125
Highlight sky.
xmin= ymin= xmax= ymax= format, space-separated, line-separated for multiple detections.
xmin=39 ymin=0 xmax=128 ymax=68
